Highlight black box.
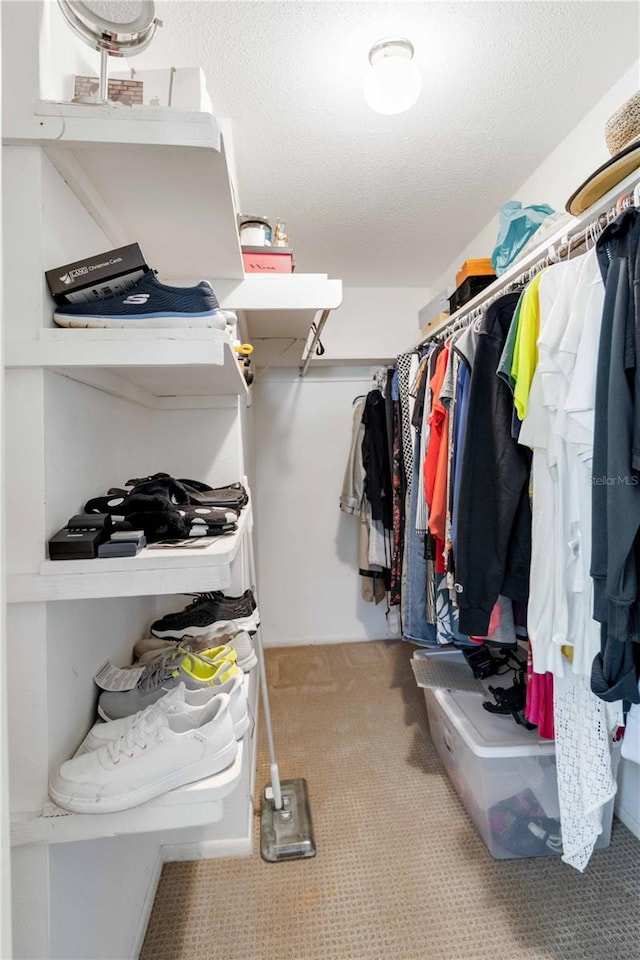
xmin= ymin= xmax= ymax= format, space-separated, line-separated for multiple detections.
xmin=448 ymin=274 xmax=496 ymax=314
xmin=98 ymin=537 xmax=146 ymax=558
xmin=49 ymin=514 xmax=112 ymax=560
xmin=45 ymin=243 xmax=149 ymax=305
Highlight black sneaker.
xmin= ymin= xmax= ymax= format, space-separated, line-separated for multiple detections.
xmin=150 ymin=590 xmax=259 ymax=639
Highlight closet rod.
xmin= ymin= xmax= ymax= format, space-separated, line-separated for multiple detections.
xmin=418 ymin=169 xmax=640 ymax=345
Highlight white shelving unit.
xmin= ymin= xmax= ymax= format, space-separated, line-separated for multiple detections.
xmin=215 ymin=273 xmax=344 ymax=369
xmin=8 ymin=500 xmax=253 ymax=603
xmin=11 ymin=743 xmax=244 ymax=847
xmin=3 ymin=101 xmax=343 ymax=369
xmin=3 ymin=101 xmax=244 ymax=284
xmin=5 ymin=329 xmax=248 ymax=407
xmin=10 ymin=670 xmax=259 ymax=849
xmin=1 ymin=82 xmax=340 ymax=956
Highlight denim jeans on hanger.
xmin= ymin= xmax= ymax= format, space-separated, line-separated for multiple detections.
xmin=402 ymin=433 xmax=437 ymax=646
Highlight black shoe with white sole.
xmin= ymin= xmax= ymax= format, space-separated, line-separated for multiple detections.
xmin=150 ymin=590 xmax=259 ymax=639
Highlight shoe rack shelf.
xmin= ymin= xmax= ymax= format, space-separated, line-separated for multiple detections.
xmin=11 ymin=670 xmax=259 ymax=848
xmin=3 ymin=101 xmax=343 ymax=373
xmin=7 ymin=501 xmax=253 ymax=603
xmin=5 ymin=329 xmax=249 ymax=407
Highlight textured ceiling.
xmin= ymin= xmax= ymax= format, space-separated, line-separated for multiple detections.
xmin=133 ymin=1 xmax=640 ymax=286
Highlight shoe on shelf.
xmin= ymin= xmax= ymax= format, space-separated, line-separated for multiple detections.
xmin=84 ymin=474 xmax=247 ymax=522
xmin=150 ymin=591 xmax=260 ymax=640
xmin=136 ymin=620 xmax=257 ymax=671
xmin=49 ymin=693 xmax=237 ymax=814
xmin=97 ymin=650 xmax=238 ymax=721
xmin=79 ymin=677 xmax=249 ymax=752
xmin=53 ymin=272 xmax=228 ymax=329
xmin=201 ymin=633 xmax=257 ymax=672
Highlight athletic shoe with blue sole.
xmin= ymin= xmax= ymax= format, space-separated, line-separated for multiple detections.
xmin=53 ymin=271 xmax=229 ymax=329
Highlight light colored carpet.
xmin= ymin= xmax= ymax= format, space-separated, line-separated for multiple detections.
xmin=141 ymin=641 xmax=640 ymax=960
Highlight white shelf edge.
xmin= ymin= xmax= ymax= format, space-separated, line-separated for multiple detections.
xmin=6 ymin=332 xmax=248 ymax=406
xmin=10 ymin=741 xmax=245 ymax=847
xmin=4 ymin=101 xmax=222 ymax=151
xmin=215 ymin=274 xmax=343 ymax=312
xmin=7 ymin=503 xmax=252 ymax=603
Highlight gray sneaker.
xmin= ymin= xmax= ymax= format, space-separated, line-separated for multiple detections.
xmin=135 ymin=621 xmax=257 ymax=671
xmin=97 ymin=651 xmax=239 ymax=721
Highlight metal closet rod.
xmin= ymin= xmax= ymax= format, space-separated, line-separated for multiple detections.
xmin=419 ymin=174 xmax=640 ymax=345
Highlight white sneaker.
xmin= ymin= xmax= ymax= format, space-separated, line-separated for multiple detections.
xmin=79 ymin=678 xmax=249 ymax=753
xmin=50 ymin=693 xmax=237 ymax=814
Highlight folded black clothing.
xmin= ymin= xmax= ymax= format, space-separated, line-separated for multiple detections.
xmin=125 ymin=507 xmax=238 ymax=543
xmin=86 ymin=474 xmax=248 ymax=514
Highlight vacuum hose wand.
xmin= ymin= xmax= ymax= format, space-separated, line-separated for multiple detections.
xmin=254 ymin=623 xmax=282 ymax=810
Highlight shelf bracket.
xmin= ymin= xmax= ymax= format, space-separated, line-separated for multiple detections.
xmin=299 ymin=309 xmax=331 ymax=378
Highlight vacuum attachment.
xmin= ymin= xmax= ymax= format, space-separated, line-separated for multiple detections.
xmin=260 ymin=778 xmax=316 ymax=862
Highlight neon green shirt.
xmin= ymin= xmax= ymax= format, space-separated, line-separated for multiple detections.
xmin=512 ymin=271 xmax=544 ymax=420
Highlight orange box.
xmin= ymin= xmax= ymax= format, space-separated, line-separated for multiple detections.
xmin=242 ymin=251 xmax=293 ymax=274
xmin=456 ymin=258 xmax=494 ymax=288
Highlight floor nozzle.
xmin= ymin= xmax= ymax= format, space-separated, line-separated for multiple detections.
xmin=260 ymin=778 xmax=316 ymax=862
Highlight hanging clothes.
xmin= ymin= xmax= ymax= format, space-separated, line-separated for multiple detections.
xmin=454 ymin=293 xmax=532 ymax=636
xmin=591 ymin=208 xmax=640 ymax=704
xmin=517 ymin=248 xmax=622 ymax=872
xmin=339 ymin=396 xmax=387 ymax=605
xmin=424 ymin=344 xmax=450 ymax=572
xmin=361 ymin=388 xmax=393 ymax=531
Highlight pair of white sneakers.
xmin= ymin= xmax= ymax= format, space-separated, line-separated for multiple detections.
xmin=49 ymin=678 xmax=249 ymax=815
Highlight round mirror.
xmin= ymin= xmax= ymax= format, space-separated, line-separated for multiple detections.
xmin=57 ymin=1 xmax=162 ymax=102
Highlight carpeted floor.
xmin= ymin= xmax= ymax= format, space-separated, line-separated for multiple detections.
xmin=141 ymin=641 xmax=640 ymax=960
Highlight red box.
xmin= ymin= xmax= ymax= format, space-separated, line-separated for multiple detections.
xmin=242 ymin=249 xmax=293 ymax=274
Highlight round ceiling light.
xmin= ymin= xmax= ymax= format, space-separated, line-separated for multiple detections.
xmin=364 ymin=37 xmax=422 ymax=116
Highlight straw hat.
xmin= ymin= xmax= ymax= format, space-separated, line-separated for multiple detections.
xmin=565 ymin=91 xmax=640 ymax=215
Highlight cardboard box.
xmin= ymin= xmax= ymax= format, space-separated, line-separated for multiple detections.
xmin=456 ymin=258 xmax=494 ymax=288
xmin=418 ymin=290 xmax=450 ymax=331
xmin=45 ymin=243 xmax=149 ymax=305
xmin=241 ymin=246 xmax=293 ymax=274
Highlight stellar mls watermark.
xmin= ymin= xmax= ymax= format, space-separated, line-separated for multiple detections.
xmin=592 ymin=475 xmax=640 ymax=485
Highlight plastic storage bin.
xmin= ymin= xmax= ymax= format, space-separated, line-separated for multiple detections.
xmin=423 ymin=686 xmax=616 ymax=859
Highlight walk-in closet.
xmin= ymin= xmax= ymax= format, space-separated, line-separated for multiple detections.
xmin=2 ymin=3 xmax=640 ymax=959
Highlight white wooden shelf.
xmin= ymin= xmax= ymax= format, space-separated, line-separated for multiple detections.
xmin=3 ymin=103 xmax=344 ymax=372
xmin=7 ymin=501 xmax=253 ymax=603
xmin=3 ymin=101 xmax=243 ymax=283
xmin=214 ymin=273 xmax=343 ymax=368
xmin=11 ymin=668 xmax=258 ymax=849
xmin=11 ymin=739 xmax=245 ymax=847
xmin=5 ymin=329 xmax=248 ymax=407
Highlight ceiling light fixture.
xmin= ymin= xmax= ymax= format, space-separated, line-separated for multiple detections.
xmin=364 ymin=37 xmax=422 ymax=116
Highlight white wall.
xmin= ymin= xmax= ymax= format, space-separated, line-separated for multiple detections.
xmin=0 ymin=9 xmax=11 ymax=954
xmin=320 ymin=286 xmax=430 ymax=361
xmin=616 ymin=755 xmax=640 ymax=839
xmin=254 ymin=367 xmax=396 ymax=647
xmin=429 ymin=59 xmax=640 ymax=298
